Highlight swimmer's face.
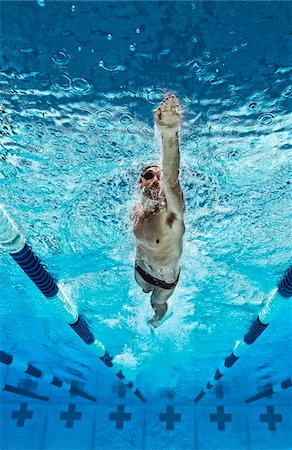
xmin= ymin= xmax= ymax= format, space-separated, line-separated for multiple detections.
xmin=140 ymin=166 xmax=163 ymax=200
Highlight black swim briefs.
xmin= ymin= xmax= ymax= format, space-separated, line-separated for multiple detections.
xmin=135 ymin=263 xmax=180 ymax=290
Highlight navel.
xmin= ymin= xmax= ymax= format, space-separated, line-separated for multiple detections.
xmin=156 ymin=239 xmax=160 ymax=244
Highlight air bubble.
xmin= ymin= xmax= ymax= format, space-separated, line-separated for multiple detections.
xmin=37 ymin=0 xmax=46 ymax=7
xmin=130 ymin=44 xmax=136 ymax=51
xmin=136 ymin=28 xmax=141 ymax=34
xmin=107 ymin=34 xmax=112 ymax=40
xmin=61 ymin=30 xmax=74 ymax=37
xmin=71 ymin=5 xmax=75 ymax=12
xmin=238 ymin=35 xmax=248 ymax=47
xmin=19 ymin=48 xmax=36 ymax=54
xmin=192 ymin=36 xmax=198 ymax=43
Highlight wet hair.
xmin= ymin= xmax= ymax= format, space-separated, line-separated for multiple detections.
xmin=141 ymin=165 xmax=160 ymax=174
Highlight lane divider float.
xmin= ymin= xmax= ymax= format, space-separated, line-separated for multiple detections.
xmin=245 ymin=377 xmax=292 ymax=403
xmin=194 ymin=265 xmax=292 ymax=403
xmin=0 ymin=205 xmax=146 ymax=403
xmin=1 ymin=350 xmax=97 ymax=402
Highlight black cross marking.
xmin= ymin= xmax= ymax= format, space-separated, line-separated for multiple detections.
xmin=210 ymin=405 xmax=232 ymax=431
xmin=159 ymin=405 xmax=181 ymax=430
xmin=109 ymin=404 xmax=131 ymax=429
xmin=260 ymin=406 xmax=282 ymax=431
xmin=60 ymin=404 xmax=82 ymax=428
xmin=11 ymin=403 xmax=33 ymax=427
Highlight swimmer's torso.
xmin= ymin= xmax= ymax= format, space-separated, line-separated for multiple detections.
xmin=133 ymin=204 xmax=185 ymax=282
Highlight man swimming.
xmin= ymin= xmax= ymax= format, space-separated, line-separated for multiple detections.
xmin=132 ymin=95 xmax=185 ymax=328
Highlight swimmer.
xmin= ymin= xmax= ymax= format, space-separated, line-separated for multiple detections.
xmin=132 ymin=95 xmax=185 ymax=328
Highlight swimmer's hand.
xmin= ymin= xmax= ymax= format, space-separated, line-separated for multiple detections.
xmin=154 ymin=95 xmax=182 ymax=134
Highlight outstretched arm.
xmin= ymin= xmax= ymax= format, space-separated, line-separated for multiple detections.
xmin=154 ymin=95 xmax=185 ymax=216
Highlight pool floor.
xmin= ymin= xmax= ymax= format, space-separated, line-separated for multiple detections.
xmin=1 ymin=363 xmax=291 ymax=450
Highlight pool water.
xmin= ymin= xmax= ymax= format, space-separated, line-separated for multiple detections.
xmin=0 ymin=1 xmax=291 ymax=449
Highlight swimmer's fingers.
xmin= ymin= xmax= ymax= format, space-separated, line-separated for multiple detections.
xmin=167 ymin=95 xmax=180 ymax=107
xmin=154 ymin=95 xmax=182 ymax=129
xmin=155 ymin=95 xmax=179 ymax=111
xmin=154 ymin=106 xmax=162 ymax=122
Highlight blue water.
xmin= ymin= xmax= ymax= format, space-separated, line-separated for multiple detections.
xmin=0 ymin=1 xmax=291 ymax=449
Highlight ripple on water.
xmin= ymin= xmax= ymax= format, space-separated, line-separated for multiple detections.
xmin=53 ymin=74 xmax=72 ymax=91
xmin=51 ymin=51 xmax=72 ymax=66
xmin=74 ymin=133 xmax=90 ymax=149
xmin=97 ymin=50 xmax=124 ymax=72
xmin=207 ymin=76 xmax=223 ymax=85
xmin=146 ymin=88 xmax=165 ymax=104
xmin=68 ymin=105 xmax=96 ymax=133
xmin=73 ymin=131 xmax=90 ymax=146
xmin=117 ymin=113 xmax=133 ymax=125
xmin=71 ymin=78 xmax=91 ymax=94
xmin=281 ymin=86 xmax=292 ymax=98
xmin=258 ymin=112 xmax=275 ymax=126
xmin=188 ymin=60 xmax=203 ymax=73
xmin=200 ymin=51 xmax=213 ymax=66
xmin=93 ymin=109 xmax=115 ymax=130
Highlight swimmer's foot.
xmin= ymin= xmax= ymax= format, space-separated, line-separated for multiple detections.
xmin=148 ymin=316 xmax=160 ymax=329
xmin=148 ymin=310 xmax=174 ymax=330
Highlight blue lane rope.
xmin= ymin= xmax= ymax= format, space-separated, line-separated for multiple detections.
xmin=0 ymin=205 xmax=146 ymax=403
xmin=243 ymin=317 xmax=269 ymax=345
xmin=69 ymin=316 xmax=95 ymax=345
xmin=277 ymin=266 xmax=292 ymax=297
xmin=194 ymin=266 xmax=292 ymax=403
xmin=245 ymin=377 xmax=292 ymax=403
xmin=10 ymin=243 xmax=58 ymax=298
xmin=1 ymin=350 xmax=97 ymax=402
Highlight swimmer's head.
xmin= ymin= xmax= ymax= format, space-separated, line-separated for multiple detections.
xmin=139 ymin=165 xmax=164 ymax=201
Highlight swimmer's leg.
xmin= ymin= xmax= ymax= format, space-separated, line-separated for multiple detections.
xmin=149 ymin=286 xmax=175 ymax=328
xmin=134 ymin=269 xmax=153 ymax=293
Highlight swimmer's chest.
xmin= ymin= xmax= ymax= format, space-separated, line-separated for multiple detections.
xmin=133 ymin=210 xmax=182 ymax=246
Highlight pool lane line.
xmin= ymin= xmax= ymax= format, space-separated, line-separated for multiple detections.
xmin=0 ymin=350 xmax=96 ymax=402
xmin=0 ymin=204 xmax=146 ymax=403
xmin=3 ymin=384 xmax=49 ymax=401
xmin=194 ymin=266 xmax=292 ymax=403
xmin=245 ymin=377 xmax=292 ymax=403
